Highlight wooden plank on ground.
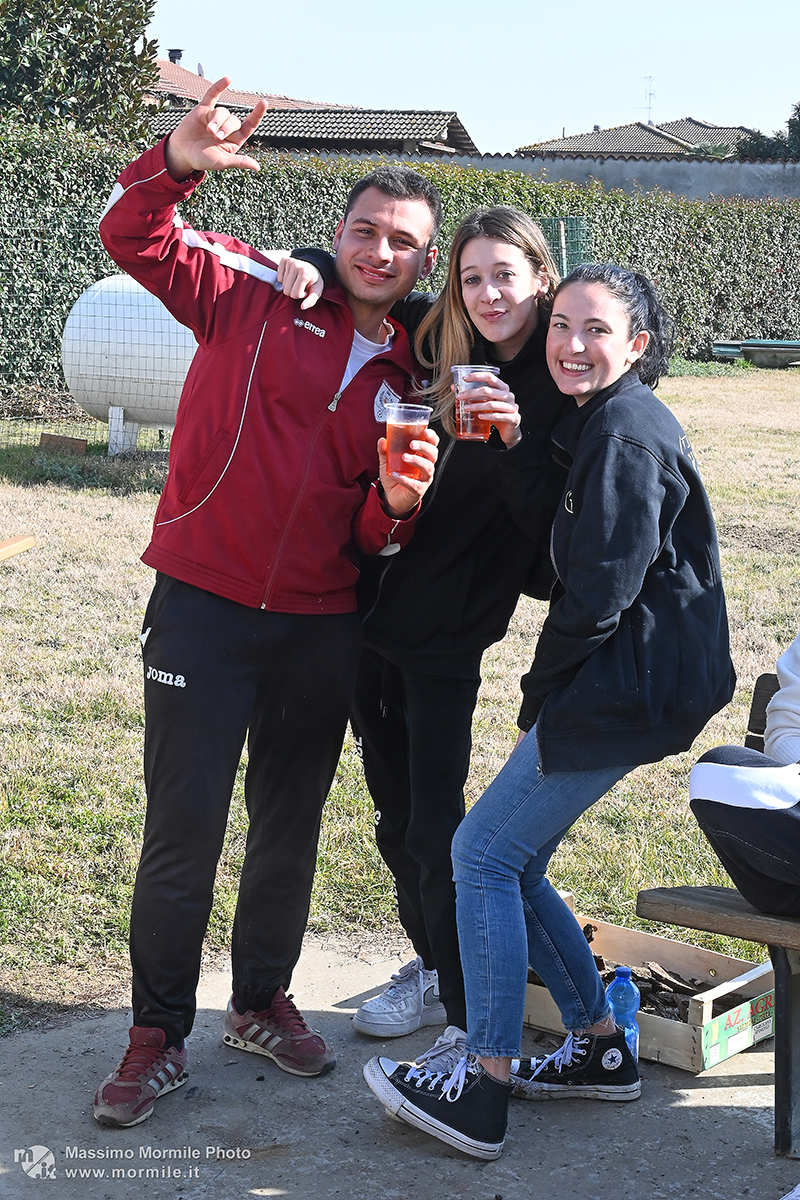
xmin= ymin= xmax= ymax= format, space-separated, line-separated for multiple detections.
xmin=39 ymin=432 xmax=87 ymax=455
xmin=637 ymin=885 xmax=800 ymax=951
xmin=0 ymin=535 xmax=35 ymax=562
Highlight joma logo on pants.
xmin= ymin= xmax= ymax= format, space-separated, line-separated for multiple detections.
xmin=146 ymin=666 xmax=186 ymax=688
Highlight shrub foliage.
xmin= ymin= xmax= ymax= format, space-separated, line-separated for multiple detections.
xmin=2 ymin=119 xmax=800 ymax=395
xmin=0 ymin=0 xmax=159 ymax=143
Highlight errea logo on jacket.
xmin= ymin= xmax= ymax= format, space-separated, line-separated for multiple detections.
xmin=294 ymin=318 xmax=326 ymax=338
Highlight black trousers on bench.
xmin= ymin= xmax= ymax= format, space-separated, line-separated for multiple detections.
xmin=691 ymin=745 xmax=800 ymax=917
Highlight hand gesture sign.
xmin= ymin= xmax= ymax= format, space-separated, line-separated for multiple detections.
xmin=164 ymin=77 xmax=268 ymax=182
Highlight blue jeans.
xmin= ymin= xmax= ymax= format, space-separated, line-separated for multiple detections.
xmin=451 ymin=728 xmax=635 ymax=1058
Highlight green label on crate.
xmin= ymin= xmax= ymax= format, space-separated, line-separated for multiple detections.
xmin=702 ymin=989 xmax=775 ymax=1070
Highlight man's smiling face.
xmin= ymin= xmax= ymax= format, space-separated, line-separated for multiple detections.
xmin=332 ymin=186 xmax=436 ymax=329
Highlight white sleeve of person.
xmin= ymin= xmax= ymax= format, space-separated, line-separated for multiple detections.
xmin=689 ymin=760 xmax=800 ymax=811
xmin=765 ymin=630 xmax=800 ymax=765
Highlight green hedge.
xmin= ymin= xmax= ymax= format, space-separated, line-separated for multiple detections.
xmin=2 ymin=116 xmax=800 ymax=395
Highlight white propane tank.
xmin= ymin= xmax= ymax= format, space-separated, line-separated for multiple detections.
xmin=61 ymin=275 xmax=197 ymax=427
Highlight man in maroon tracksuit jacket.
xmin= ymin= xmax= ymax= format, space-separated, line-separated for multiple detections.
xmin=93 ymin=77 xmax=441 ymax=1128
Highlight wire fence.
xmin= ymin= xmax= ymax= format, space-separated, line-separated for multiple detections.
xmin=537 ymin=216 xmax=592 ymax=281
xmin=0 ymin=415 xmax=172 ymax=454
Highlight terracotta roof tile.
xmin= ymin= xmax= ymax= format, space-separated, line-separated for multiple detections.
xmin=153 ymin=58 xmax=353 ymax=110
xmin=518 ymin=117 xmax=757 ymax=157
xmin=151 ymin=104 xmax=478 ymax=154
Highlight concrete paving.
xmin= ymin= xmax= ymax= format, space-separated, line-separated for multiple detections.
xmin=1 ymin=933 xmax=799 ymax=1200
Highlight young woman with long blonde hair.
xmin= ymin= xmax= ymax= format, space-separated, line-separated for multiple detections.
xmin=292 ymin=207 xmax=569 ymax=1074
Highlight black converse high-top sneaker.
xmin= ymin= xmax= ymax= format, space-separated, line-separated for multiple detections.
xmin=364 ymin=1052 xmax=513 ymax=1159
xmin=510 ymin=1027 xmax=640 ymax=1101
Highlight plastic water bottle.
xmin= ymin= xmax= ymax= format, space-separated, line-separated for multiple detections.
xmin=605 ymin=966 xmax=640 ymax=1060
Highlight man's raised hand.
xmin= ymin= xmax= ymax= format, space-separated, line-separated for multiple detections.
xmin=164 ymin=77 xmax=268 ymax=182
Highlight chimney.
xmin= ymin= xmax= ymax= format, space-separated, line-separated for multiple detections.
xmin=167 ymin=49 xmax=183 ymax=64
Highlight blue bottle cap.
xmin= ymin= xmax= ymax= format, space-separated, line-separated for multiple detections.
xmin=615 ymin=966 xmax=632 ymax=978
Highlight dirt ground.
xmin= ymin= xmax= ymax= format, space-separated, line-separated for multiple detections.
xmin=1 ymin=933 xmax=799 ymax=1200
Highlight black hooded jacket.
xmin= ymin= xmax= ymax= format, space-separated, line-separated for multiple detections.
xmin=355 ymin=290 xmax=570 ymax=676
xmin=521 ymin=370 xmax=736 ymax=771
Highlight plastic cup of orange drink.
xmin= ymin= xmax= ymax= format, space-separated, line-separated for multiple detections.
xmin=450 ymin=365 xmax=500 ymax=441
xmin=385 ymin=403 xmax=433 ymax=480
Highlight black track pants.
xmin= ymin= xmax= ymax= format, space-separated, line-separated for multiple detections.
xmin=691 ymin=744 xmax=800 ymax=917
xmin=130 ymin=575 xmax=362 ymax=1045
xmin=350 ymin=648 xmax=481 ymax=1030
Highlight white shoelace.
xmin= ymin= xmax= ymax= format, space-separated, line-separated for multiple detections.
xmin=441 ymin=1054 xmax=471 ymax=1102
xmin=382 ymin=956 xmax=425 ymax=1001
xmin=403 ymin=1052 xmax=474 ymax=1101
xmin=531 ymin=1032 xmax=589 ymax=1077
xmin=404 ymin=1028 xmax=466 ymax=1088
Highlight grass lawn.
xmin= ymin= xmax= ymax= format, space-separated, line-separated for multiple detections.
xmin=1 ymin=367 xmax=799 ymax=1030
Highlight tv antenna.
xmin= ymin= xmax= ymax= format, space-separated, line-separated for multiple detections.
xmin=636 ymin=76 xmax=656 ymax=124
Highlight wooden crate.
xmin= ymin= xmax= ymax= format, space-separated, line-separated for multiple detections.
xmin=523 ymin=911 xmax=774 ymax=1073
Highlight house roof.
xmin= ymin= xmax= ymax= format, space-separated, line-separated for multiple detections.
xmin=252 ymin=108 xmax=478 ymax=154
xmin=153 ymin=58 xmax=352 ymax=111
xmin=150 ymin=59 xmax=478 ymax=154
xmin=657 ymin=118 xmax=755 ymax=149
xmin=517 ymin=117 xmax=756 ymax=157
xmin=151 ymin=101 xmax=478 ymax=155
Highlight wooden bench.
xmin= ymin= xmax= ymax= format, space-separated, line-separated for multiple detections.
xmin=0 ymin=535 xmax=35 ymax=562
xmin=637 ymin=672 xmax=800 ymax=1157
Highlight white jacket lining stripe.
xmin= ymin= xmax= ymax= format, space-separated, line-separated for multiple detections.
xmin=99 ymin=169 xmax=171 ymax=222
xmin=177 ymin=226 xmax=280 ymax=288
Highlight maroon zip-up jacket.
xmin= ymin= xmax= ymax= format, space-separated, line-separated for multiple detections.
xmin=99 ymin=139 xmax=421 ymax=613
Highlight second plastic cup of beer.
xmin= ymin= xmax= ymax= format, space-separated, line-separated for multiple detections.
xmin=385 ymin=403 xmax=433 ymax=480
xmin=451 ymin=364 xmax=500 ymax=441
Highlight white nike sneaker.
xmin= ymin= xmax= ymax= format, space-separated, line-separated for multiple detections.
xmin=352 ymin=956 xmax=447 ymax=1037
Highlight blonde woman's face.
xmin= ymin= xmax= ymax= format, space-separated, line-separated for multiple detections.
xmin=458 ymin=238 xmax=548 ymax=362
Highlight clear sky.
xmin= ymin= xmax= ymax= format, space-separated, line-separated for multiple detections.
xmin=146 ymin=0 xmax=799 ymax=155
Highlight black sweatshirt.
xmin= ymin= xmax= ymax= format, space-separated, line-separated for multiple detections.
xmin=292 ymin=255 xmax=569 ymax=677
xmin=523 ymin=370 xmax=736 ymax=771
xmin=359 ymin=295 xmax=568 ymax=675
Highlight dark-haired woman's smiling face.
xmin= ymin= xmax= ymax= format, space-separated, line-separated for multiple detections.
xmin=546 ymin=282 xmax=649 ymax=405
